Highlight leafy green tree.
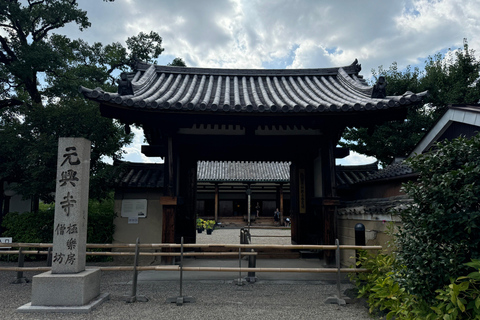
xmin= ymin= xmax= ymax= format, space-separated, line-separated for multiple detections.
xmin=0 ymin=1 xmax=183 ymax=203
xmin=395 ymin=134 xmax=480 ymax=302
xmin=168 ymin=57 xmax=187 ymax=67
xmin=341 ymin=41 xmax=480 ymax=165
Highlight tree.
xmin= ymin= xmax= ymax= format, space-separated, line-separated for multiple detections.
xmin=0 ymin=1 xmax=179 ymax=203
xmin=394 ymin=134 xmax=480 ymax=302
xmin=168 ymin=57 xmax=187 ymax=67
xmin=340 ymin=41 xmax=480 ymax=165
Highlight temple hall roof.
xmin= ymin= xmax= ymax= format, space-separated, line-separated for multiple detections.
xmin=80 ymin=60 xmax=427 ymax=114
xmin=197 ymin=161 xmax=290 ymax=183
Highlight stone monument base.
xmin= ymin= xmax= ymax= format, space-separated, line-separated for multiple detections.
xmin=18 ymin=268 xmax=109 ymax=313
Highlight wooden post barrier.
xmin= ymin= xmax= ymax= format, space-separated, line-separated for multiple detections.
xmin=166 ymin=237 xmax=195 ymax=306
xmin=0 ymin=242 xmax=382 ymax=251
xmin=124 ymin=238 xmax=148 ymax=303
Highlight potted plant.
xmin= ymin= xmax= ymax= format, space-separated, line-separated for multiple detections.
xmin=205 ymin=220 xmax=215 ymax=235
xmin=196 ymin=218 xmax=205 ymax=233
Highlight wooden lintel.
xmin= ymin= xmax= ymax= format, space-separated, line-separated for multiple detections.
xmin=160 ymin=196 xmax=177 ymax=205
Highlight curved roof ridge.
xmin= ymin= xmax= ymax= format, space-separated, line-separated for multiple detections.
xmin=133 ymin=59 xmax=362 ymax=77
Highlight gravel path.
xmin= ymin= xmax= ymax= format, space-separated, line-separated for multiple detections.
xmin=0 ymin=228 xmax=377 ymax=320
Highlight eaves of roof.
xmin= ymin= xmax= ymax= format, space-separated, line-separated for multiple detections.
xmin=80 ymin=60 xmax=427 ymax=115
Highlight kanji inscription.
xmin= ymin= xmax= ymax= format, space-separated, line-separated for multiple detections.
xmin=52 ymin=138 xmax=91 ymax=274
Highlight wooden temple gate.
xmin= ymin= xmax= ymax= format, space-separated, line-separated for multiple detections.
xmin=81 ymin=60 xmax=426 ymax=263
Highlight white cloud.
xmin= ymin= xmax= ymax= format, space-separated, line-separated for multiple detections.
xmin=57 ymin=0 xmax=480 ymax=165
xmin=336 ymin=152 xmax=377 ymax=167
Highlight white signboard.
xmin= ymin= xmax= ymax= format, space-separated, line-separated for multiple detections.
xmin=0 ymin=237 xmax=13 ymax=249
xmin=121 ymin=199 xmax=147 ymax=218
xmin=128 ymin=217 xmax=139 ymax=224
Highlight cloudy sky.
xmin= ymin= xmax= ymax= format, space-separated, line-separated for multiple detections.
xmin=61 ymin=0 xmax=480 ymax=165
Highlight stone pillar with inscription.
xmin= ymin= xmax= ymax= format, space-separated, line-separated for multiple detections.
xmin=19 ymin=138 xmax=109 ymax=313
xmin=52 ymin=138 xmax=90 ymax=273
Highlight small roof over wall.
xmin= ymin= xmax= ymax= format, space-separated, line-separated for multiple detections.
xmin=114 ymin=161 xmax=164 ymax=189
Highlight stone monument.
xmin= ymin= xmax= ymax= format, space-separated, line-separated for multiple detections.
xmin=18 ymin=137 xmax=109 ymax=313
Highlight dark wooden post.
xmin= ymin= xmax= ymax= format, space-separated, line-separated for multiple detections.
xmin=214 ymin=183 xmax=219 ymax=222
xmin=321 ymin=139 xmax=339 ymax=264
xmin=278 ymin=184 xmax=284 ymax=224
xmin=289 ymin=162 xmax=299 ymax=244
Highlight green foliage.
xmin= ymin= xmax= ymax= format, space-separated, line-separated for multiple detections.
xmin=168 ymin=57 xmax=187 ymax=67
xmin=196 ymin=218 xmax=205 ymax=229
xmin=0 ymin=1 xmax=183 ymax=202
xmin=205 ymin=220 xmax=215 ymax=230
xmin=1 ymin=196 xmax=116 ymax=261
xmin=0 ymin=99 xmax=131 ymax=201
xmin=352 ymin=250 xmax=429 ymax=319
xmin=1 ymin=207 xmax=55 ymax=244
xmin=395 ymin=134 xmax=480 ymax=302
xmin=353 ymin=251 xmax=480 ymax=319
xmin=431 ymin=260 xmax=480 ymax=319
xmin=341 ymin=41 xmax=480 ymax=165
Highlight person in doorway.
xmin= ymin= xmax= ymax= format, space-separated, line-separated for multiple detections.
xmin=256 ymin=202 xmax=260 ymax=218
xmin=274 ymin=208 xmax=280 ymax=225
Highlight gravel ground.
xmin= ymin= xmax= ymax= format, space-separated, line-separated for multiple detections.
xmin=0 ymin=228 xmax=377 ymax=320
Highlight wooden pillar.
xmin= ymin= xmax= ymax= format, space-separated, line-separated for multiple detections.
xmin=289 ymin=162 xmax=299 ymax=244
xmin=214 ymin=183 xmax=219 ymax=221
xmin=321 ymin=139 xmax=339 ymax=264
xmin=279 ymin=184 xmax=284 ymax=224
xmin=162 ymin=134 xmax=177 ymax=250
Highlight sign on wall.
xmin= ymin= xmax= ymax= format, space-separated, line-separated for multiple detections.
xmin=121 ymin=199 xmax=147 ymax=218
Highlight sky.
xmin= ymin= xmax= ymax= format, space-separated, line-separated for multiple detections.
xmin=59 ymin=0 xmax=480 ymax=166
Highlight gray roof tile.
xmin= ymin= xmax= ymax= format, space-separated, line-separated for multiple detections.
xmin=114 ymin=161 xmax=164 ymax=188
xmin=80 ymin=60 xmax=427 ymax=113
xmin=197 ymin=161 xmax=290 ymax=182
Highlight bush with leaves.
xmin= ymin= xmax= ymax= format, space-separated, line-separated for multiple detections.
xmin=395 ymin=134 xmax=480 ymax=302
xmin=353 ymin=251 xmax=480 ymax=319
xmin=431 ymin=260 xmax=480 ymax=319
xmin=2 ymin=195 xmax=116 ymax=261
xmin=352 ymin=250 xmax=431 ymax=319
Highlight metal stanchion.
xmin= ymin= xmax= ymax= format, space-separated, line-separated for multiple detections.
xmin=236 ymin=248 xmax=246 ymax=286
xmin=324 ymin=239 xmax=350 ymax=305
xmin=124 ymin=238 xmax=148 ymax=303
xmin=12 ymin=247 xmax=29 ymax=284
xmin=245 ymin=248 xmax=257 ymax=282
xmin=167 ymin=237 xmax=195 ymax=305
xmin=46 ymin=247 xmax=52 ymax=267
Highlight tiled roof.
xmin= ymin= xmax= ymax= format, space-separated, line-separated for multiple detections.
xmin=113 ymin=160 xmax=412 ymax=189
xmin=338 ymin=196 xmax=412 ymax=216
xmin=336 ymin=163 xmax=378 ymax=187
xmin=80 ymin=60 xmax=427 ymax=114
xmin=197 ymin=161 xmax=290 ymax=182
xmin=360 ymin=162 xmax=414 ymax=182
xmin=114 ymin=161 xmax=164 ymax=188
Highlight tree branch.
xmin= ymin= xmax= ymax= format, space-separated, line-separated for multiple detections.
xmin=0 ymin=98 xmax=24 ymax=110
xmin=0 ymin=35 xmax=17 ymax=63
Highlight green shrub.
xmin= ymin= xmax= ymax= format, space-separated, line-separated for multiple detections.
xmin=396 ymin=134 xmax=480 ymax=301
xmin=1 ymin=195 xmax=116 ymax=261
xmin=352 ymin=250 xmax=430 ymax=319
xmin=431 ymin=260 xmax=480 ymax=320
xmin=1 ymin=207 xmax=55 ymax=244
xmin=353 ymin=253 xmax=480 ymax=319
